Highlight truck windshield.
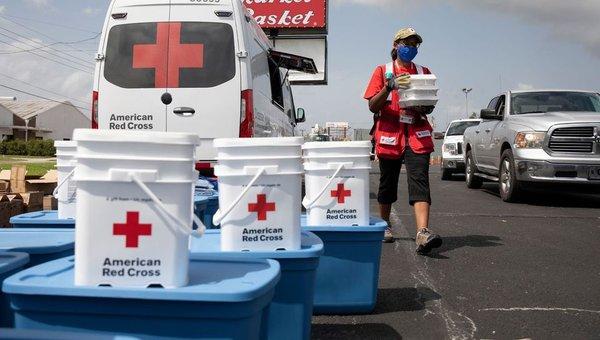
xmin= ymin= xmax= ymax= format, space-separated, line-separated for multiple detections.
xmin=511 ymin=92 xmax=600 ymax=115
xmin=104 ymin=22 xmax=235 ymax=89
xmin=447 ymin=121 xmax=480 ymax=136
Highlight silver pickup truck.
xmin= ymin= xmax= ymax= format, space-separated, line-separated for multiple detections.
xmin=463 ymin=90 xmax=600 ymax=202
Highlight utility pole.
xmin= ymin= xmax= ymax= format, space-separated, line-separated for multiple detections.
xmin=462 ymin=88 xmax=472 ymax=118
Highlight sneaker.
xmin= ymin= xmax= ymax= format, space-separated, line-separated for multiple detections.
xmin=383 ymin=226 xmax=394 ymax=243
xmin=415 ymin=228 xmax=442 ymax=254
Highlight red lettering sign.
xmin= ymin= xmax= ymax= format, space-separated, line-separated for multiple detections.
xmin=243 ymin=0 xmax=327 ymax=29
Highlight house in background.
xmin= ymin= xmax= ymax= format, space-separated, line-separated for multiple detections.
xmin=0 ymin=100 xmax=90 ymax=141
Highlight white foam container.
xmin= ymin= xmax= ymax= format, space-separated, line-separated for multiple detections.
xmin=408 ymin=74 xmax=437 ymax=87
xmin=302 ymin=142 xmax=371 ymax=226
xmin=72 ymin=129 xmax=200 ymax=288
xmin=54 ymin=141 xmax=77 ymax=219
xmin=397 ymin=74 xmax=439 ymax=108
xmin=399 ymin=97 xmax=439 ymax=108
xmin=213 ymin=137 xmax=304 ymax=252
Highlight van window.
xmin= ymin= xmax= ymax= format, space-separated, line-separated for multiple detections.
xmin=104 ymin=22 xmax=235 ymax=89
xmin=282 ymin=80 xmax=295 ymax=121
xmin=268 ymin=58 xmax=284 ymax=109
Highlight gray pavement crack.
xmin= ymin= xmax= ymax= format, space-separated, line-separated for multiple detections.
xmin=391 ymin=206 xmax=478 ymax=340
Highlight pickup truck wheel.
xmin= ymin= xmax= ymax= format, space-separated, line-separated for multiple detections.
xmin=465 ymin=151 xmax=483 ymax=189
xmin=441 ymin=168 xmax=452 ymax=180
xmin=499 ymin=149 xmax=523 ymax=202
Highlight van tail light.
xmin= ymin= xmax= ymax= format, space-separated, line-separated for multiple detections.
xmin=91 ymin=91 xmax=99 ymax=129
xmin=195 ymin=162 xmax=215 ymax=177
xmin=239 ymin=89 xmax=254 ymax=138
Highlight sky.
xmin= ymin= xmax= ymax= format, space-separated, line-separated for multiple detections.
xmin=0 ymin=0 xmax=599 ymax=133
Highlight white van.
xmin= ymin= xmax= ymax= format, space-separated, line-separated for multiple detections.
xmin=93 ymin=0 xmax=315 ymax=164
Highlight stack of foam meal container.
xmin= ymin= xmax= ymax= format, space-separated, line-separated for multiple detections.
xmin=9 ymin=141 xmax=78 ymax=229
xmin=302 ymin=141 xmax=387 ymax=314
xmin=398 ymin=74 xmax=439 ymax=109
xmin=2 ymin=129 xmax=281 ymax=340
xmin=190 ymin=137 xmax=324 ymax=340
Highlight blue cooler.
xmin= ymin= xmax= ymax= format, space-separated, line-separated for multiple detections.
xmin=0 ymin=229 xmax=74 ymax=267
xmin=193 ymin=192 xmax=209 ymax=230
xmin=10 ymin=211 xmax=75 ymax=229
xmin=3 ymin=256 xmax=280 ymax=340
xmin=0 ymin=252 xmax=29 ymax=327
xmin=190 ymin=230 xmax=323 ymax=340
xmin=302 ymin=216 xmax=387 ymax=314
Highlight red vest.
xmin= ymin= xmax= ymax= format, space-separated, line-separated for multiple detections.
xmin=374 ymin=62 xmax=434 ymax=159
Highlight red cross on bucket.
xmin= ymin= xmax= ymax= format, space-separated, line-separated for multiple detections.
xmin=113 ymin=211 xmax=152 ymax=248
xmin=248 ymin=194 xmax=276 ymax=221
xmin=133 ymin=22 xmax=204 ymax=88
xmin=331 ymin=183 xmax=352 ymax=204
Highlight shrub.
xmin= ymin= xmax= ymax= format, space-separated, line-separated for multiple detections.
xmin=1 ymin=139 xmax=56 ymax=156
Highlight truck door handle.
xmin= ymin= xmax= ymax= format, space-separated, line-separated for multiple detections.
xmin=475 ymin=130 xmax=480 ymax=134
xmin=173 ymin=107 xmax=195 ymax=117
xmin=485 ymin=129 xmax=491 ymax=133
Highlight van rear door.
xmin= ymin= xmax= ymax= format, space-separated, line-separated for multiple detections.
xmin=167 ymin=2 xmax=240 ymax=160
xmin=99 ymin=0 xmax=170 ymax=132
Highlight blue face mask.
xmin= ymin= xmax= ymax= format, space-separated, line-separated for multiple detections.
xmin=397 ymin=45 xmax=418 ymax=62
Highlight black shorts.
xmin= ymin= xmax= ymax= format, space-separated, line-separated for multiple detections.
xmin=378 ymin=147 xmax=431 ymax=205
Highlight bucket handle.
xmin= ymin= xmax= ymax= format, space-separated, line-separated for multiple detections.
xmin=52 ymin=167 xmax=76 ymax=198
xmin=302 ymin=163 xmax=349 ymax=209
xmin=212 ymin=166 xmax=271 ymax=226
xmin=131 ymin=174 xmax=205 ymax=238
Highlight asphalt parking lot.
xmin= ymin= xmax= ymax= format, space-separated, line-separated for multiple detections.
xmin=312 ymin=167 xmax=600 ymax=340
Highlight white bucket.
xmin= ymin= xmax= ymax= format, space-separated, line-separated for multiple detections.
xmin=302 ymin=141 xmax=371 ymax=227
xmin=54 ymin=141 xmax=77 ymax=219
xmin=213 ymin=137 xmax=304 ymax=252
xmin=72 ymin=129 xmax=203 ymax=288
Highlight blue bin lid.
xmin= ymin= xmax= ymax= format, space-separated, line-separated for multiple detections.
xmin=3 ymin=256 xmax=280 ymax=302
xmin=0 ymin=252 xmax=29 ymax=274
xmin=9 ymin=210 xmax=75 ymax=225
xmin=0 ymin=328 xmax=126 ymax=340
xmin=189 ymin=230 xmax=323 ymax=259
xmin=0 ymin=229 xmax=75 ymax=254
xmin=301 ymin=215 xmax=388 ymax=232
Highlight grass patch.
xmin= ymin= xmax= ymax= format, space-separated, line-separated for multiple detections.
xmin=0 ymin=160 xmax=56 ymax=178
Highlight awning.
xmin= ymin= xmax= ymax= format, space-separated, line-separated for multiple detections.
xmin=270 ymin=50 xmax=318 ymax=74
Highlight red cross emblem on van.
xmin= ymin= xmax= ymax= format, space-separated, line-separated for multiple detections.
xmin=113 ymin=211 xmax=152 ymax=248
xmin=132 ymin=22 xmax=204 ymax=88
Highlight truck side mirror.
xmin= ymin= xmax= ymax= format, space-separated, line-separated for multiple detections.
xmin=295 ymin=108 xmax=306 ymax=123
xmin=480 ymin=109 xmax=502 ymax=120
xmin=433 ymin=132 xmax=445 ymax=140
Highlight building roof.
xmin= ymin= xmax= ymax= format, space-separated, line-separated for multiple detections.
xmin=0 ymin=100 xmax=75 ymax=120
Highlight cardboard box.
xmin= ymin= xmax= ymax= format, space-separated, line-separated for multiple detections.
xmin=0 ymin=180 xmax=9 ymax=194
xmin=0 ymin=193 xmax=24 ymax=227
xmin=10 ymin=165 xmax=27 ymax=194
xmin=21 ymin=191 xmax=44 ymax=213
xmin=43 ymin=195 xmax=58 ymax=211
xmin=26 ymin=170 xmax=57 ymax=195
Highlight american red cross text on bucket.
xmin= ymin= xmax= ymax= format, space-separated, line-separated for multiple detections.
xmin=113 ymin=212 xmax=152 ymax=248
xmin=133 ymin=22 xmax=204 ymax=88
xmin=248 ymin=194 xmax=276 ymax=221
xmin=331 ymin=183 xmax=352 ymax=204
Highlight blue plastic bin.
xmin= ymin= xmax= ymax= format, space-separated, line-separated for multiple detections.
xmin=0 ymin=252 xmax=29 ymax=327
xmin=9 ymin=211 xmax=75 ymax=229
xmin=3 ymin=256 xmax=280 ymax=340
xmin=190 ymin=230 xmax=323 ymax=340
xmin=194 ymin=190 xmax=219 ymax=229
xmin=0 ymin=229 xmax=74 ymax=267
xmin=302 ymin=215 xmax=387 ymax=314
xmin=0 ymin=328 xmax=127 ymax=340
